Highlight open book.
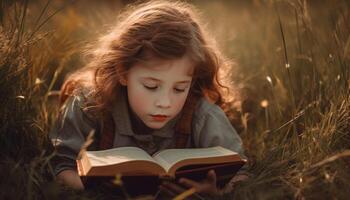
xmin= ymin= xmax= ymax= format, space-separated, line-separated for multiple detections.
xmin=77 ymin=146 xmax=246 ymax=180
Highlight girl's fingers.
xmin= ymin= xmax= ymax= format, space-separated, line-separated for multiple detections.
xmin=179 ymin=170 xmax=218 ymax=194
xmin=158 ymin=184 xmax=177 ymax=197
xmin=180 ymin=170 xmax=216 ymax=186
xmin=207 ymin=170 xmax=217 ymax=184
xmin=162 ymin=181 xmax=185 ymax=194
xmin=179 ymin=178 xmax=200 ymax=188
xmin=179 ymin=178 xmax=213 ymax=194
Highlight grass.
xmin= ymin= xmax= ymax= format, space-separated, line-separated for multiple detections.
xmin=0 ymin=0 xmax=349 ymax=199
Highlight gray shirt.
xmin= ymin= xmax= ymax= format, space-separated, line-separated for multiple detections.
xmin=50 ymin=89 xmax=246 ymax=175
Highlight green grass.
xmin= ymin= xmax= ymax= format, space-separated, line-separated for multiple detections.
xmin=1 ymin=0 xmax=349 ymax=199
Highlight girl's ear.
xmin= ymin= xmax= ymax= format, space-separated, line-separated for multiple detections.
xmin=119 ymin=77 xmax=127 ymax=86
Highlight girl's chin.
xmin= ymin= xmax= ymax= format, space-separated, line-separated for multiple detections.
xmin=144 ymin=121 xmax=167 ymax=130
xmin=145 ymin=124 xmax=165 ymax=130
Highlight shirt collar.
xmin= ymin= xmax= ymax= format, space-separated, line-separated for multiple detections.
xmin=111 ymin=88 xmax=177 ymax=138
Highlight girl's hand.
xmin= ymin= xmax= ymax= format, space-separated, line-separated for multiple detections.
xmin=159 ymin=170 xmax=219 ymax=198
xmin=179 ymin=170 xmax=218 ymax=195
xmin=57 ymin=169 xmax=84 ymax=190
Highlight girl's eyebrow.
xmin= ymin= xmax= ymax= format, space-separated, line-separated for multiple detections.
xmin=141 ymin=77 xmax=191 ymax=84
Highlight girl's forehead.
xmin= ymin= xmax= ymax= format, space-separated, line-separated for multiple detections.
xmin=132 ymin=56 xmax=195 ymax=77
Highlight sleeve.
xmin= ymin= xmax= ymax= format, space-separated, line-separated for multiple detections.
xmin=49 ymin=95 xmax=98 ymax=176
xmin=192 ymin=102 xmax=250 ymax=195
xmin=192 ymin=103 xmax=246 ymax=159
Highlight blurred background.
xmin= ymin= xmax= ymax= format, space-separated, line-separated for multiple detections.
xmin=1 ymin=0 xmax=349 ymax=199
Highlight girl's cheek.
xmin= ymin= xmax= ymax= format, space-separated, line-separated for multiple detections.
xmin=139 ymin=90 xmax=154 ymax=103
xmin=129 ymin=86 xmax=152 ymax=106
xmin=173 ymin=93 xmax=188 ymax=109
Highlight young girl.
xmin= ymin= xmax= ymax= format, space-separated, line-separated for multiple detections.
xmin=50 ymin=0 xmax=248 ymax=197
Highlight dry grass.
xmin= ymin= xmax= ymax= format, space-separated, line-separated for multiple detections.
xmin=0 ymin=0 xmax=349 ymax=199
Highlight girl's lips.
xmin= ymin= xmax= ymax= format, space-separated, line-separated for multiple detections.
xmin=150 ymin=115 xmax=168 ymax=122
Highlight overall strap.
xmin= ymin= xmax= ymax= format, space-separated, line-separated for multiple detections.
xmin=57 ymin=82 xmax=116 ymax=150
xmin=174 ymin=93 xmax=199 ymax=148
xmin=99 ymin=113 xmax=115 ymax=150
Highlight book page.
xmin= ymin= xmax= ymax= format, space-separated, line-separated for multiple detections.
xmin=87 ymin=146 xmax=158 ymax=167
xmin=152 ymin=146 xmax=238 ymax=172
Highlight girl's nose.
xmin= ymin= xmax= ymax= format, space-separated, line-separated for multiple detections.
xmin=155 ymin=92 xmax=171 ymax=108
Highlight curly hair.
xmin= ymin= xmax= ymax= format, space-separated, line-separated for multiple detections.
xmin=60 ymin=0 xmax=240 ymax=125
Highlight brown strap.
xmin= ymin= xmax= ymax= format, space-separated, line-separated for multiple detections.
xmin=174 ymin=93 xmax=199 ymax=148
xmin=57 ymin=81 xmax=117 ymax=150
xmin=99 ymin=113 xmax=115 ymax=150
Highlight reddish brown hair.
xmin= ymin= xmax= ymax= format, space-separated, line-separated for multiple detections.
xmin=61 ymin=0 xmax=238 ymax=120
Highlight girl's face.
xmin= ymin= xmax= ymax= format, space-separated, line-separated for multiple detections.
xmin=123 ymin=56 xmax=194 ymax=129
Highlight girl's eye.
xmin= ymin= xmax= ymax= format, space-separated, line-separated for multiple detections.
xmin=143 ymin=85 xmax=158 ymax=90
xmin=174 ymin=88 xmax=186 ymax=93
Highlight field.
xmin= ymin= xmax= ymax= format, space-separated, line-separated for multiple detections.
xmin=0 ymin=0 xmax=349 ymax=199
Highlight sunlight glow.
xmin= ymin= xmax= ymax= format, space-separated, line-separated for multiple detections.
xmin=260 ymin=99 xmax=269 ymax=108
xmin=266 ymin=76 xmax=272 ymax=84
